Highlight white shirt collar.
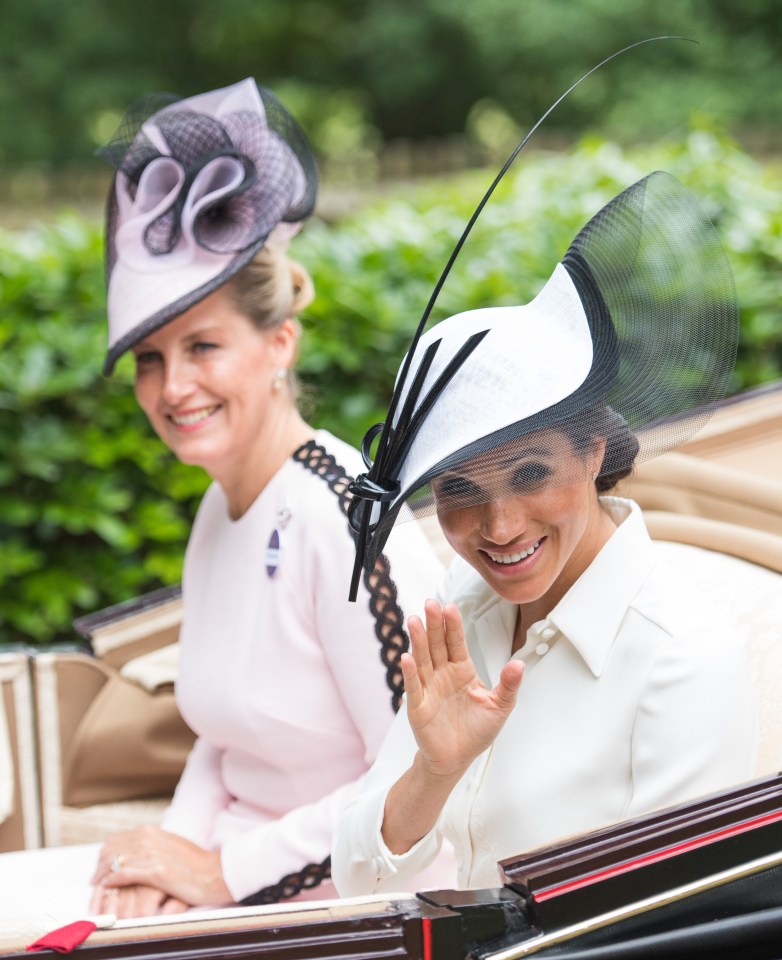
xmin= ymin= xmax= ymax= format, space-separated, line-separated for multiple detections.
xmin=545 ymin=497 xmax=657 ymax=676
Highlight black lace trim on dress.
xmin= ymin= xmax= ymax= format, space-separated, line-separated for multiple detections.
xmin=292 ymin=437 xmax=409 ymax=713
xmin=239 ymin=439 xmax=410 ymax=907
xmin=240 ymin=856 xmax=332 ymax=907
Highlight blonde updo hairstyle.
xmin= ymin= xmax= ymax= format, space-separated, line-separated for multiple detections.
xmin=224 ymin=243 xmax=315 ymax=404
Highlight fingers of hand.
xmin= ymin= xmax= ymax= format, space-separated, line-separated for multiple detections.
xmin=494 ymin=659 xmax=525 ymax=710
xmin=160 ymin=897 xmax=189 ymax=915
xmin=112 ymin=887 xmax=135 ymax=920
xmin=88 ymin=884 xmax=105 ymax=916
xmin=407 ymin=613 xmax=434 ymax=681
xmin=93 ymin=837 xmax=135 ymax=884
xmin=90 ymin=860 xmax=111 ymax=887
xmin=441 ymin=602 xmax=468 ymax=662
xmin=113 ymin=886 xmax=142 ymax=921
xmin=424 ymin=599 xmax=448 ymax=668
xmin=92 ymin=883 xmax=167 ymax=920
xmin=90 ymin=885 xmax=123 ymax=918
xmin=92 ymin=827 xmax=174 ymax=886
xmin=399 ymin=651 xmax=422 ymax=701
xmin=91 ymin=851 xmax=127 ymax=886
xmin=131 ymin=885 xmax=168 ymax=919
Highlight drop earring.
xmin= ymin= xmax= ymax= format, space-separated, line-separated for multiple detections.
xmin=273 ymin=367 xmax=288 ymax=391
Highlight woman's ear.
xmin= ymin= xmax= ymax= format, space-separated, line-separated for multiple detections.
xmin=269 ymin=317 xmax=300 ymax=368
xmin=591 ymin=435 xmax=608 ymax=478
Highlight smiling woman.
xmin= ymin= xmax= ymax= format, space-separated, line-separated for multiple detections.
xmin=0 ymin=78 xmax=448 ymax=924
xmin=131 ymin=271 xmax=310 ymax=518
xmin=332 ymin=170 xmax=759 ymax=896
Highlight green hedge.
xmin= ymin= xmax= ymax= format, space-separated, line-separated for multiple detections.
xmin=2 ymin=131 xmax=781 ymax=645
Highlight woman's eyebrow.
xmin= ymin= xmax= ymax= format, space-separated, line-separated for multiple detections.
xmin=495 ymin=446 xmax=553 ymax=468
xmin=182 ymin=325 xmax=222 ymax=342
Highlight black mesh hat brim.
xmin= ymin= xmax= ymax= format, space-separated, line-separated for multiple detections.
xmin=351 ymin=172 xmax=739 ymax=570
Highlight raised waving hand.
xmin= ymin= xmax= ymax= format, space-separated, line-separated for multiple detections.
xmin=382 ymin=599 xmax=524 ymax=855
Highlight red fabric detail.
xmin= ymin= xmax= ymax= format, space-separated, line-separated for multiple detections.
xmin=26 ymin=920 xmax=97 ymax=953
xmin=422 ymin=916 xmax=432 ymax=960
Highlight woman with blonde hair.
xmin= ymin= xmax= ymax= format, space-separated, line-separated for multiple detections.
xmin=0 ymin=78 xmax=445 ymax=924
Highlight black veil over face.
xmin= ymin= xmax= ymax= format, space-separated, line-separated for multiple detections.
xmin=347 ymin=171 xmax=738 ymax=599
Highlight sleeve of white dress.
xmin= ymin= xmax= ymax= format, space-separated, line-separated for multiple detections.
xmin=159 ymin=738 xmax=231 ymax=847
xmin=628 ymin=620 xmax=759 ymax=817
xmin=331 ymin=554 xmax=473 ymax=898
xmin=331 ymin=699 xmax=450 ymax=897
xmin=218 ymin=513 xmax=445 ymax=902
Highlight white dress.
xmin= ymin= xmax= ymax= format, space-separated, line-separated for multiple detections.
xmin=332 ymin=498 xmax=759 ymax=896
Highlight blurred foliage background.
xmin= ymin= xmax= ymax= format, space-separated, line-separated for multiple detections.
xmin=4 ymin=0 xmax=782 ymax=211
xmin=1 ymin=1 xmax=781 ymax=645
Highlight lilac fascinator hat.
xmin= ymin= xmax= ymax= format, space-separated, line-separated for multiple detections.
xmin=98 ymin=78 xmax=318 ymax=374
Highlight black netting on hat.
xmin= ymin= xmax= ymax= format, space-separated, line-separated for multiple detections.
xmin=566 ymin=170 xmax=737 ymax=463
xmin=255 ymin=85 xmax=318 ymax=224
xmin=101 ymin=83 xmax=317 ymax=278
xmin=346 ymin=172 xmax=739 ymax=589
xmin=97 ymin=93 xmax=180 ymax=172
xmin=99 ymin=93 xmax=180 ymax=284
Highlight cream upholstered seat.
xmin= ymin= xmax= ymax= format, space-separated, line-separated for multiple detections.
xmin=0 ymin=651 xmax=41 ymax=852
xmin=27 ymin=589 xmax=194 ymax=851
xmin=649 ymin=543 xmax=782 ymax=777
xmin=617 ymin=382 xmax=782 ymax=777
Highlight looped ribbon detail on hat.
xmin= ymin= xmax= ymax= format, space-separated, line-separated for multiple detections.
xmin=347 ymin=422 xmax=400 ymax=562
xmin=115 ymin=108 xmax=306 ymax=272
xmin=347 ymin=330 xmax=489 ymax=600
xmin=348 ymin=471 xmax=399 ymax=504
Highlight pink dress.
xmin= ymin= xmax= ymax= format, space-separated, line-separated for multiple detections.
xmin=162 ymin=431 xmax=446 ymax=903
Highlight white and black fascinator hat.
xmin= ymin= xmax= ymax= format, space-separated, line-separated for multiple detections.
xmin=98 ymin=77 xmax=318 ymax=374
xmin=347 ymin=43 xmax=739 ymax=600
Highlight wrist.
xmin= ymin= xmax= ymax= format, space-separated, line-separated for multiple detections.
xmin=201 ymin=849 xmax=232 ymax=905
xmin=412 ymin=749 xmax=469 ymax=791
xmin=381 ymin=754 xmax=462 ymax=856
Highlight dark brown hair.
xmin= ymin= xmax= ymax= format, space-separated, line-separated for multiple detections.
xmin=560 ymin=405 xmax=640 ymax=493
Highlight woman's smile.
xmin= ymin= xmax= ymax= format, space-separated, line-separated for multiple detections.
xmin=132 ymin=287 xmax=302 ymax=510
xmin=167 ymin=405 xmax=222 ymax=430
xmin=481 ymin=537 xmax=545 ymax=570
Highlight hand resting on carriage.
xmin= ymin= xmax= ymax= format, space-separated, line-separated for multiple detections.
xmin=89 ymin=825 xmax=232 ymax=918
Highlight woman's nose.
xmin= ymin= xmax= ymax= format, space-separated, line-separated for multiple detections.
xmin=161 ymin=357 xmax=194 ymax=406
xmin=480 ymin=497 xmax=525 ymax=544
